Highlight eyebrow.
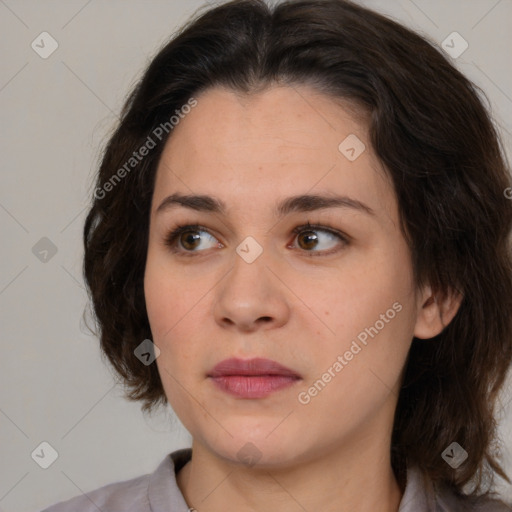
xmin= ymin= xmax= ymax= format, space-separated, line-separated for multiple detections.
xmin=156 ymin=192 xmax=375 ymax=218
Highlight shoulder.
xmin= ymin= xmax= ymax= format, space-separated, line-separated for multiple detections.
xmin=436 ymin=485 xmax=512 ymax=512
xmin=402 ymin=465 xmax=511 ymax=512
xmin=39 ymin=449 xmax=192 ymax=512
xmin=40 ymin=472 xmax=151 ymax=512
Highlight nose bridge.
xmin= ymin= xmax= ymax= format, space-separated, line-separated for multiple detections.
xmin=227 ymin=236 xmax=274 ymax=303
xmin=213 ymin=236 xmax=289 ymax=330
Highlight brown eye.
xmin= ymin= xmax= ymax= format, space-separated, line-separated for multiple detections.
xmin=291 ymin=224 xmax=348 ymax=255
xmin=164 ymin=224 xmax=220 ymax=254
xmin=164 ymin=222 xmax=348 ymax=257
xmin=297 ymin=230 xmax=320 ymax=250
xmin=180 ymin=230 xmax=202 ymax=250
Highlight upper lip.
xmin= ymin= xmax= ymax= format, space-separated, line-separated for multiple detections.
xmin=208 ymin=357 xmax=301 ymax=378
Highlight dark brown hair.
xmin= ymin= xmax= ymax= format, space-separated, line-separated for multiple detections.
xmin=83 ymin=0 xmax=512 ymax=500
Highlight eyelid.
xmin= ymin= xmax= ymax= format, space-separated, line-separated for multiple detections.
xmin=163 ymin=221 xmax=350 ymax=256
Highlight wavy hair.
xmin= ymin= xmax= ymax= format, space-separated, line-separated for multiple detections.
xmin=82 ymin=0 xmax=512 ymax=499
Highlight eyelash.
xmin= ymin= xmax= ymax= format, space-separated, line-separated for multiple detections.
xmin=163 ymin=221 xmax=349 ymax=257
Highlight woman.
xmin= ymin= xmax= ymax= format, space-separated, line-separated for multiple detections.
xmin=42 ymin=0 xmax=512 ymax=510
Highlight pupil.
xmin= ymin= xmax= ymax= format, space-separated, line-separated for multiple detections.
xmin=301 ymin=231 xmax=317 ymax=249
xmin=183 ymin=231 xmax=200 ymax=249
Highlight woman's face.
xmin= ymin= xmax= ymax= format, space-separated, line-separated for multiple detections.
xmin=144 ymin=85 xmax=428 ymax=467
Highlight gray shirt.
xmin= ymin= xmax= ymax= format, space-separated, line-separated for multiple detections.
xmin=40 ymin=448 xmax=511 ymax=511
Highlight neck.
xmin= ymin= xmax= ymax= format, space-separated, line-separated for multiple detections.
xmin=177 ymin=428 xmax=403 ymax=512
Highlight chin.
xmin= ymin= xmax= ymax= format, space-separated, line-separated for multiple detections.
xmin=199 ymin=426 xmax=303 ymax=469
xmin=222 ymin=443 xmax=298 ymax=469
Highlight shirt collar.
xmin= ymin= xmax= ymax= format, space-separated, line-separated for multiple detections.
xmin=149 ymin=448 xmax=438 ymax=512
xmin=398 ymin=465 xmax=437 ymax=511
xmin=148 ymin=448 xmax=194 ymax=512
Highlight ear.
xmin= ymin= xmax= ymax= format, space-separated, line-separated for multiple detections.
xmin=413 ymin=284 xmax=463 ymax=340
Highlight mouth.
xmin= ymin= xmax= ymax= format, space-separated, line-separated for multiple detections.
xmin=207 ymin=357 xmax=302 ymax=399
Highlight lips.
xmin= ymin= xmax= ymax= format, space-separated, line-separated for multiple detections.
xmin=208 ymin=358 xmax=301 ymax=399
xmin=208 ymin=357 xmax=301 ymax=378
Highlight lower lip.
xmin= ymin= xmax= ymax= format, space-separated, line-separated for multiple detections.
xmin=209 ymin=375 xmax=300 ymax=398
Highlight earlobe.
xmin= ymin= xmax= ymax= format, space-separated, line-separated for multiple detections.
xmin=413 ymin=286 xmax=463 ymax=340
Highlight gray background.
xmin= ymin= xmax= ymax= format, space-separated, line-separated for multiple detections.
xmin=0 ymin=1 xmax=511 ymax=511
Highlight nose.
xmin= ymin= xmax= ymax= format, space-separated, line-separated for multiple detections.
xmin=213 ymin=250 xmax=291 ymax=333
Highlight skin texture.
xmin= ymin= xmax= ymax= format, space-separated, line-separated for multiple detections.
xmin=144 ymin=85 xmax=462 ymax=512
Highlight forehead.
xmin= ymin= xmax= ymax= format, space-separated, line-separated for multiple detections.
xmin=152 ymin=85 xmax=396 ymax=222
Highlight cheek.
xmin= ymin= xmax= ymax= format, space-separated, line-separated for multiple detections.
xmin=145 ymin=266 xmax=199 ymax=410
xmin=325 ymin=252 xmax=413 ymax=332
xmin=144 ymin=255 xmax=196 ymax=338
xmin=144 ymin=257 xmax=210 ymax=379
xmin=299 ymin=268 xmax=415 ymax=419
xmin=311 ymin=245 xmax=416 ymax=375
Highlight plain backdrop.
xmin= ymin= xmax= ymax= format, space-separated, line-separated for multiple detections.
xmin=1 ymin=1 xmax=511 ymax=511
